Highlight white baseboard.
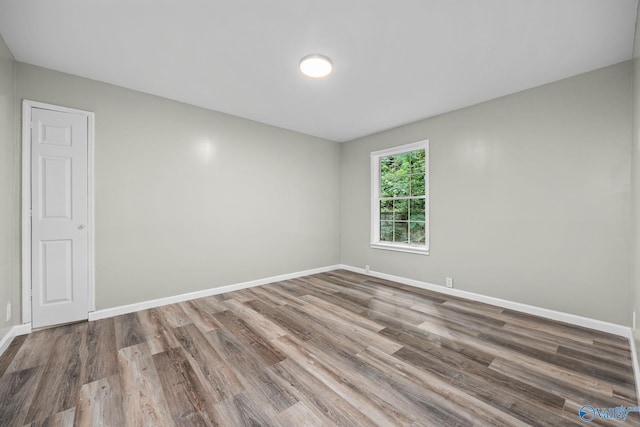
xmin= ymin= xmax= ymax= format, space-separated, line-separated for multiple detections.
xmin=337 ymin=264 xmax=630 ymax=337
xmin=88 ymin=264 xmax=341 ymax=321
xmin=628 ymin=330 xmax=640 ymax=406
xmin=0 ymin=323 xmax=32 ymax=357
xmin=90 ymin=262 xmax=631 ymax=336
xmin=4 ymin=263 xmax=640 ymax=404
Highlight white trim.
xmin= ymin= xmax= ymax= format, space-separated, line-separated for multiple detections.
xmin=628 ymin=330 xmax=640 ymax=406
xmin=370 ymin=140 xmax=428 ymax=158
xmin=0 ymin=323 xmax=32 ymax=357
xmin=21 ymin=101 xmax=31 ymax=324
xmin=21 ymin=100 xmax=96 ymax=324
xmin=87 ymin=112 xmax=96 ymax=312
xmin=88 ymin=265 xmax=341 ymax=321
xmin=370 ymin=140 xmax=429 ymax=255
xmin=370 ymin=243 xmax=429 ymax=255
xmin=337 ymin=264 xmax=630 ymax=337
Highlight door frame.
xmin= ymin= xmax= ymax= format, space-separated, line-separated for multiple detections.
xmin=21 ymin=100 xmax=96 ymax=325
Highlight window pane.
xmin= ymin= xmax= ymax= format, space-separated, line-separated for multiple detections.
xmin=411 ymin=150 xmax=425 ymax=174
xmin=394 ymin=222 xmax=408 ymax=243
xmin=380 ymin=200 xmax=393 ymax=220
xmin=380 ymin=221 xmax=393 ymax=241
xmin=380 ymin=176 xmax=394 ymax=198
xmin=411 ymin=173 xmax=425 ymax=196
xmin=410 ymin=199 xmax=425 ymax=221
xmin=394 ymin=199 xmax=408 ymax=221
xmin=380 ymin=156 xmax=395 ymax=198
xmin=372 ymin=142 xmax=428 ymax=251
xmin=395 ymin=174 xmax=410 ymax=197
xmin=394 ymin=153 xmax=411 ymax=197
xmin=410 ymin=221 xmax=425 ymax=244
xmin=395 ymin=153 xmax=410 ymax=173
xmin=380 ymin=156 xmax=394 ymax=175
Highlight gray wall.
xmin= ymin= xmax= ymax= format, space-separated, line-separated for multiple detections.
xmin=17 ymin=63 xmax=341 ymax=310
xmin=8 ymin=54 xmax=636 ymax=326
xmin=0 ymin=35 xmax=18 ymax=333
xmin=341 ymin=62 xmax=632 ymax=325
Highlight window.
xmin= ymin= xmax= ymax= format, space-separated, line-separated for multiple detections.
xmin=371 ymin=140 xmax=429 ymax=255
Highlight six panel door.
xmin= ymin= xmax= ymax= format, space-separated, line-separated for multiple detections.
xmin=31 ymin=107 xmax=89 ymax=328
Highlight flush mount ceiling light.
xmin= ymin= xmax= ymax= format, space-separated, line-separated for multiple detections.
xmin=299 ymin=54 xmax=333 ymax=78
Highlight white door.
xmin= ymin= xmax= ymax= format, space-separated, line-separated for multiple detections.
xmin=30 ymin=107 xmax=89 ymax=328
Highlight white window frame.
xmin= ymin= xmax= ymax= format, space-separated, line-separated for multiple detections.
xmin=370 ymin=140 xmax=429 ymax=255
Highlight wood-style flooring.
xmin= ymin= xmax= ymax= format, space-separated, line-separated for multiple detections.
xmin=0 ymin=270 xmax=638 ymax=426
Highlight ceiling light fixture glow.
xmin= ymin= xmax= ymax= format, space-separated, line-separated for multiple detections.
xmin=299 ymin=54 xmax=333 ymax=78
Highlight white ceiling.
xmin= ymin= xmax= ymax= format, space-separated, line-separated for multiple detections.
xmin=0 ymin=0 xmax=637 ymax=142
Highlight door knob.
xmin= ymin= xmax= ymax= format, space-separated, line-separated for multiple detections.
xmin=77 ymin=224 xmax=86 ymax=230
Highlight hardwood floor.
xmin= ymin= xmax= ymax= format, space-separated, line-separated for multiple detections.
xmin=0 ymin=270 xmax=638 ymax=426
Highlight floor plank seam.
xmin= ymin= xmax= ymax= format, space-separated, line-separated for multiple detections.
xmin=0 ymin=270 xmax=637 ymax=426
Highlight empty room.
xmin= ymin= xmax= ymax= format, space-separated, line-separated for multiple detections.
xmin=2 ymin=0 xmax=640 ymax=425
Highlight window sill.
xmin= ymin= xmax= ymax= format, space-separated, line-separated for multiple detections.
xmin=370 ymin=242 xmax=429 ymax=255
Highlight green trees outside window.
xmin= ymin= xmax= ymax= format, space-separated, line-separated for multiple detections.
xmin=379 ymin=149 xmax=426 ymax=245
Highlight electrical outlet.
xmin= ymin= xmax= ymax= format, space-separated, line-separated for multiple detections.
xmin=446 ymin=277 xmax=454 ymax=288
xmin=365 ymin=265 xmax=370 ymax=274
xmin=6 ymin=302 xmax=11 ymax=322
